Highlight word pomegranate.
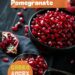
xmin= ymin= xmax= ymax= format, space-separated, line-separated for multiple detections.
xmin=16 ymin=55 xmax=48 ymax=75
xmin=31 ymin=10 xmax=75 ymax=48
xmin=0 ymin=32 xmax=19 ymax=54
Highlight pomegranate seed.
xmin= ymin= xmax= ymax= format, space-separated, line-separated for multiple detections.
xmin=11 ymin=26 xmax=18 ymax=31
xmin=45 ymin=30 xmax=50 ymax=34
xmin=38 ymin=69 xmax=43 ymax=75
xmin=2 ymin=57 xmax=9 ymax=62
xmin=28 ymin=61 xmax=35 ymax=67
xmin=43 ymin=64 xmax=48 ymax=69
xmin=37 ymin=32 xmax=41 ymax=36
xmin=24 ymin=25 xmax=29 ymax=33
xmin=48 ymin=41 xmax=53 ymax=46
xmin=15 ymin=22 xmax=22 ymax=28
xmin=32 ymin=30 xmax=37 ymax=36
xmin=17 ymin=12 xmax=23 ymax=17
xmin=41 ymin=35 xmax=46 ymax=41
xmin=57 ymin=41 xmax=63 ymax=46
xmin=42 ymin=27 xmax=46 ymax=31
xmin=19 ymin=17 xmax=25 ymax=23
xmin=14 ymin=41 xmax=18 ymax=46
xmin=34 ymin=24 xmax=40 ymax=30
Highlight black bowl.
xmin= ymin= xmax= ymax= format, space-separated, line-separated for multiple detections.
xmin=43 ymin=69 xmax=73 ymax=75
xmin=28 ymin=8 xmax=75 ymax=54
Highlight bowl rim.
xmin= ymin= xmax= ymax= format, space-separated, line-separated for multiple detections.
xmin=43 ymin=68 xmax=74 ymax=75
xmin=12 ymin=53 xmax=39 ymax=62
xmin=28 ymin=8 xmax=75 ymax=50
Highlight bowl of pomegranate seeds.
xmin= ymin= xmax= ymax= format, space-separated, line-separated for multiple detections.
xmin=28 ymin=8 xmax=75 ymax=53
xmin=0 ymin=32 xmax=19 ymax=55
xmin=13 ymin=53 xmax=48 ymax=75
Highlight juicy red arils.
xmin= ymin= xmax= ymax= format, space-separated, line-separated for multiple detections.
xmin=0 ymin=32 xmax=19 ymax=54
xmin=17 ymin=55 xmax=48 ymax=75
xmin=11 ymin=22 xmax=22 ymax=32
xmin=31 ymin=10 xmax=75 ymax=48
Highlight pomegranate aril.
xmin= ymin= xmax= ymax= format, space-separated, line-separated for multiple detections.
xmin=41 ymin=35 xmax=46 ymax=41
xmin=24 ymin=25 xmax=29 ymax=37
xmin=48 ymin=41 xmax=53 ymax=46
xmin=11 ymin=26 xmax=18 ymax=31
xmin=14 ymin=41 xmax=18 ymax=46
xmin=32 ymin=30 xmax=37 ymax=36
xmin=25 ymin=27 xmax=29 ymax=33
xmin=29 ymin=57 xmax=35 ymax=62
xmin=38 ymin=58 xmax=44 ymax=62
xmin=54 ymin=33 xmax=59 ymax=38
xmin=2 ymin=57 xmax=9 ymax=62
xmin=37 ymin=32 xmax=41 ymax=36
xmin=37 ymin=61 xmax=43 ymax=67
xmin=19 ymin=17 xmax=25 ymax=23
xmin=43 ymin=64 xmax=48 ymax=69
xmin=54 ymin=19 xmax=59 ymax=23
xmin=45 ymin=30 xmax=50 ymax=34
xmin=40 ymin=20 xmax=44 ymax=25
xmin=42 ymin=27 xmax=46 ymax=31
xmin=61 ymin=33 xmax=66 ymax=38
xmin=57 ymin=41 xmax=63 ymax=46
xmin=38 ymin=69 xmax=43 ymax=75
xmin=34 ymin=24 xmax=40 ymax=30
xmin=17 ymin=12 xmax=23 ymax=17
xmin=38 ymin=38 xmax=43 ymax=43
xmin=28 ymin=61 xmax=35 ymax=67
xmin=47 ymin=34 xmax=51 ymax=39
xmin=15 ymin=22 xmax=22 ymax=28
xmin=67 ymin=41 xmax=72 ymax=46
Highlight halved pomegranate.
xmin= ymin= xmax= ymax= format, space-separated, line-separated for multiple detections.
xmin=0 ymin=32 xmax=19 ymax=54
xmin=66 ymin=0 xmax=75 ymax=13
